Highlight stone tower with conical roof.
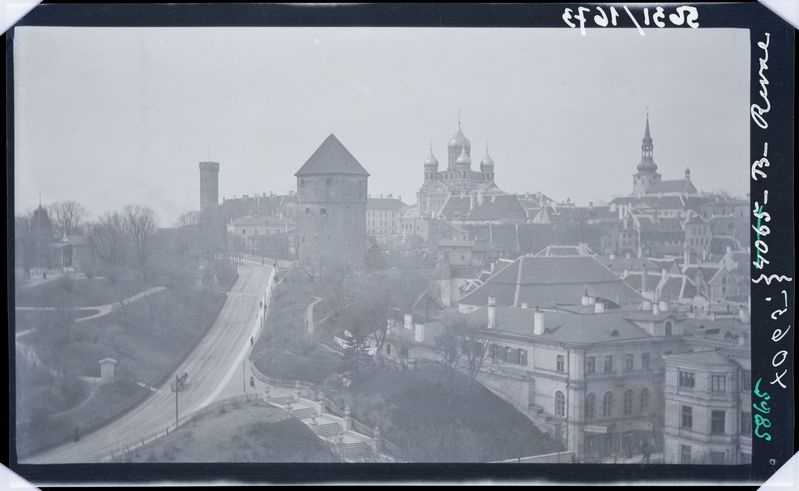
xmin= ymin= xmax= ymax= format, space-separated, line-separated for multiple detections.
xmin=295 ymin=134 xmax=370 ymax=273
xmin=632 ymin=113 xmax=662 ymax=195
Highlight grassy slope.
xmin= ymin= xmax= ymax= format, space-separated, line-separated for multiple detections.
xmin=15 ymin=275 xmax=143 ymax=307
xmin=329 ymin=361 xmax=559 ymax=462
xmin=123 ymin=401 xmax=338 ymax=462
xmin=15 ymin=270 xmax=236 ymax=458
xmin=251 ymin=273 xmax=343 ymax=384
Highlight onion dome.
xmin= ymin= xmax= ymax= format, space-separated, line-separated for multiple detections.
xmin=480 ymin=145 xmax=494 ymax=170
xmin=455 ymin=145 xmax=471 ymax=169
xmin=424 ymin=143 xmax=439 ymax=171
xmin=448 ymin=113 xmax=471 ymax=152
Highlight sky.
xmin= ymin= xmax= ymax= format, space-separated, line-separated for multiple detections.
xmin=14 ymin=26 xmax=750 ymax=226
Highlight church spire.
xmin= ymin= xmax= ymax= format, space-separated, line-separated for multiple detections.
xmin=643 ymin=112 xmax=652 ymax=141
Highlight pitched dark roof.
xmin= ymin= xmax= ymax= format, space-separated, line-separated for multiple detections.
xmin=459 ymin=255 xmax=644 ymax=308
xmin=295 ymin=134 xmax=370 ymax=176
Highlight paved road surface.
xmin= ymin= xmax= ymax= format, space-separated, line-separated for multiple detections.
xmin=22 ymin=263 xmax=273 ymax=464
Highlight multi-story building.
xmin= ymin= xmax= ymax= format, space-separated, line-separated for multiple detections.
xmin=402 ymin=293 xmax=688 ymax=462
xmin=295 ymin=133 xmax=369 ymax=274
xmin=662 ymin=341 xmax=751 ymax=464
xmin=366 ymin=195 xmax=406 ymax=243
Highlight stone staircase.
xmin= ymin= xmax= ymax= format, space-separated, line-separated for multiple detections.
xmin=290 ymin=405 xmax=317 ymax=420
xmin=263 ymin=392 xmax=388 ymax=462
xmin=314 ymin=421 xmax=343 ymax=438
xmin=340 ymin=440 xmax=371 ymax=461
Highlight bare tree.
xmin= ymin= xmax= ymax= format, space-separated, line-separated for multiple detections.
xmin=175 ymin=210 xmax=201 ymax=228
xmin=49 ymin=200 xmax=87 ymax=237
xmin=440 ymin=312 xmax=493 ymax=382
xmin=122 ymin=205 xmax=158 ymax=273
xmin=87 ymin=210 xmax=126 ymax=266
xmin=349 ymin=286 xmax=392 ymax=351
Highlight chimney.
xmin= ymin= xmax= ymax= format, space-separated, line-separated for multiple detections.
xmin=618 ymin=205 xmax=624 ymax=220
xmin=737 ymin=332 xmax=746 ymax=347
xmin=661 ymin=268 xmax=668 ymax=281
xmin=642 ymin=267 xmax=648 ymax=294
xmin=520 ymin=302 xmax=529 ymax=309
xmin=490 ymin=261 xmax=496 ymax=273
xmin=609 ymin=253 xmax=615 ymax=261
xmin=642 ymin=299 xmax=652 ymax=311
xmin=581 ymin=289 xmax=594 ymax=306
xmin=487 ymin=297 xmax=497 ymax=329
xmin=652 ymin=301 xmax=660 ymax=315
xmin=726 ymin=245 xmax=732 ymax=255
xmin=659 ymin=300 xmax=668 ymax=312
xmin=404 ymin=313 xmax=412 ymax=330
xmin=623 ymin=269 xmax=629 ymax=277
xmin=533 ymin=307 xmax=544 ymax=335
xmin=594 ymin=302 xmax=605 ymax=313
xmin=578 ymin=242 xmax=588 ymax=256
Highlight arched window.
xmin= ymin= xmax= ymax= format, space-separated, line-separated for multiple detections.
xmin=555 ymin=391 xmax=565 ymax=417
xmin=665 ymin=321 xmax=673 ymax=336
xmin=602 ymin=391 xmax=614 ymax=418
xmin=585 ymin=393 xmax=596 ymax=419
xmin=624 ymin=390 xmax=635 ymax=416
xmin=640 ymin=389 xmax=650 ymax=413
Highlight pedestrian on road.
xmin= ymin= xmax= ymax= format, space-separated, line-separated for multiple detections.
xmin=250 ymin=336 xmax=254 ymax=346
xmin=250 ymin=376 xmax=255 ymax=388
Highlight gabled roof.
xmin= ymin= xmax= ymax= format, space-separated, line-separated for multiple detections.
xmin=367 ymin=197 xmax=406 ymax=210
xmin=467 ymin=194 xmax=526 ymax=221
xmin=459 ymin=255 xmax=644 ymax=309
xmin=295 ymin=134 xmax=370 ymax=176
xmin=646 ymin=179 xmax=698 ymax=195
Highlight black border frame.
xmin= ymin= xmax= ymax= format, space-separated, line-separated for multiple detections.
xmin=4 ymin=1 xmax=795 ymax=486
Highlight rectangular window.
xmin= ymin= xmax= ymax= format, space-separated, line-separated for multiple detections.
xmin=740 ymin=370 xmax=751 ymax=391
xmin=586 ymin=356 xmax=596 ymax=374
xmin=642 ymin=353 xmax=650 ymax=370
xmin=711 ymin=410 xmax=726 ymax=435
xmin=681 ymin=405 xmax=693 ymax=429
xmin=624 ymin=354 xmax=634 ymax=371
xmin=740 ymin=411 xmax=752 ymax=435
xmin=556 ymin=355 xmax=565 ymax=372
xmin=680 ymin=444 xmax=692 ymax=464
xmin=603 ymin=355 xmax=613 ymax=373
xmin=519 ymin=350 xmax=528 ymax=366
xmin=679 ymin=371 xmax=695 ymax=388
xmin=711 ymin=374 xmax=726 ymax=393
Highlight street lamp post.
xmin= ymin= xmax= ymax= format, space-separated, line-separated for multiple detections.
xmin=174 ymin=374 xmax=179 ymax=428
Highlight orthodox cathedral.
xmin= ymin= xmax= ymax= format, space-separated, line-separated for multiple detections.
xmin=416 ymin=116 xmax=504 ymax=218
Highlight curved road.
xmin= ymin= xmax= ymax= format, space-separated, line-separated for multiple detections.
xmin=23 ymin=262 xmax=273 ymax=464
